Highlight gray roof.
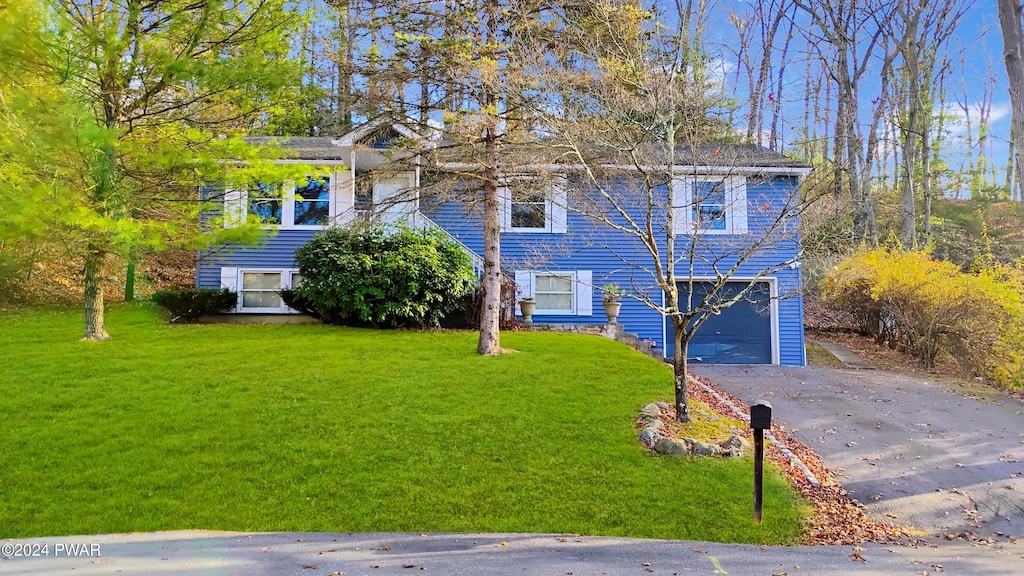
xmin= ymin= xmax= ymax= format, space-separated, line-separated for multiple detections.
xmin=672 ymin=144 xmax=809 ymax=169
xmin=244 ymin=135 xmax=809 ymax=171
xmin=574 ymin=143 xmax=810 ymax=170
xmin=245 ymin=137 xmax=349 ymax=160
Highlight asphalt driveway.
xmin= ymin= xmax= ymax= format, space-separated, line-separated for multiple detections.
xmin=696 ymin=364 xmax=1024 ymax=541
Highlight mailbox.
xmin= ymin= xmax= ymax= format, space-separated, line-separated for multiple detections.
xmin=750 ymin=401 xmax=773 ymax=430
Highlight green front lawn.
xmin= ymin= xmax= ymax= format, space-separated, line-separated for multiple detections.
xmin=0 ymin=304 xmax=808 ymax=542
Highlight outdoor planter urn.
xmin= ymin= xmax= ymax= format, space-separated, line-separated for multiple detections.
xmin=519 ymin=298 xmax=536 ymax=326
xmin=603 ymin=299 xmax=622 ymax=324
xmin=601 ymin=284 xmax=625 ymax=325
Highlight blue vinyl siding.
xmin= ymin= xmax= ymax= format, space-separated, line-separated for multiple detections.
xmin=198 ymin=171 xmax=806 ymax=366
xmin=196 ymin=229 xmax=317 ymax=289
xmin=421 ymin=174 xmax=805 ymax=365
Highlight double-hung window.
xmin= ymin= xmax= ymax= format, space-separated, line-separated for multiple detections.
xmin=241 ymin=271 xmax=284 ymax=310
xmin=534 ymin=273 xmax=575 ymax=313
xmin=673 ymin=176 xmax=747 ymax=235
xmin=514 ymin=270 xmax=593 ymax=316
xmin=511 ymin=189 xmax=548 ymax=230
xmin=221 ymin=268 xmax=302 ymax=313
xmin=501 ymin=177 xmax=568 ymax=233
xmin=693 ymin=180 xmax=727 ymax=231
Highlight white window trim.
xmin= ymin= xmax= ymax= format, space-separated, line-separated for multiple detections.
xmin=514 ymin=270 xmax=593 ymax=316
xmin=224 ymin=175 xmax=339 ymax=231
xmin=672 ymin=176 xmax=747 ymax=235
xmin=500 ymin=177 xmax=568 ymax=234
xmin=232 ymin=268 xmax=302 ymax=314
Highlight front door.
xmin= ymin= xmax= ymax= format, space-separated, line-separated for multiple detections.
xmin=373 ymin=173 xmax=416 ymax=224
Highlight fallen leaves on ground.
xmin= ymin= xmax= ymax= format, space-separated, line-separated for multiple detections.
xmin=687 ymin=375 xmax=911 ymax=545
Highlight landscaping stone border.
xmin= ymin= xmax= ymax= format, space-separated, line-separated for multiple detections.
xmin=636 ymin=402 xmax=750 ymax=458
xmin=690 ymin=379 xmax=821 ymax=488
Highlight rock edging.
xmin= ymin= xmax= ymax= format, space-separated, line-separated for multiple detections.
xmin=637 ymin=402 xmax=750 ymax=458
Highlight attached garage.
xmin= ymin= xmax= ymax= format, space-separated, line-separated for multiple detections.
xmin=667 ymin=280 xmax=776 ymax=364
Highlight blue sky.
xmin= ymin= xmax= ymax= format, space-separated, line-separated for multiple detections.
xmin=705 ymin=1 xmax=1014 ymax=189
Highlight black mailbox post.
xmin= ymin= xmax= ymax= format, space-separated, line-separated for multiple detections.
xmin=750 ymin=401 xmax=772 ymax=524
xmin=751 ymin=402 xmax=773 ymax=430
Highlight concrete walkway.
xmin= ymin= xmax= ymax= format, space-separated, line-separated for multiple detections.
xmin=807 ymin=337 xmax=874 ymax=369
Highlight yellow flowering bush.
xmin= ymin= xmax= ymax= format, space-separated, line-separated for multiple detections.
xmin=823 ymin=249 xmax=1024 ymax=388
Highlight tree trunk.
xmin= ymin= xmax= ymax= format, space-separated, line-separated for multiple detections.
xmin=82 ymin=245 xmax=111 ymax=341
xmin=999 ymin=0 xmax=1024 ymax=203
xmin=476 ymin=167 xmax=502 ymax=355
xmin=476 ymin=0 xmax=502 ymax=356
xmin=673 ymin=323 xmax=690 ymax=423
xmin=900 ymin=134 xmax=917 ymax=250
xmin=1007 ymin=137 xmax=1017 ymax=201
xmin=921 ymin=109 xmax=933 ymax=245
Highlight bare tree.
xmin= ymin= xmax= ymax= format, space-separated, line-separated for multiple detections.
xmin=793 ymin=0 xmax=897 ymax=246
xmin=999 ymin=0 xmax=1024 ymax=204
xmin=885 ymin=0 xmax=968 ymax=249
xmin=513 ymin=0 xmax=815 ymax=422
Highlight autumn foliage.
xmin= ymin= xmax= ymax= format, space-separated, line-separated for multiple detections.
xmin=823 ymin=249 xmax=1024 ymax=388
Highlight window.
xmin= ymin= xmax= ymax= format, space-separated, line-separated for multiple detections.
xmin=693 ymin=180 xmax=727 ymax=231
xmin=220 ymin=268 xmax=302 ymax=313
xmin=534 ymin=274 xmax=574 ymax=313
xmin=242 ymin=271 xmax=283 ymax=309
xmin=514 ymin=270 xmax=593 ymax=316
xmin=673 ymin=176 xmax=747 ymax=235
xmin=248 ymin=182 xmax=283 ymax=225
xmin=225 ymin=175 xmax=337 ymax=229
xmin=294 ymin=176 xmax=330 ymax=226
xmin=354 ymin=173 xmax=373 ymax=220
xmin=511 ymin=190 xmax=547 ymax=230
xmin=501 ymin=177 xmax=568 ymax=233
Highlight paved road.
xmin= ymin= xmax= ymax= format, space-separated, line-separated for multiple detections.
xmin=1 ymin=530 xmax=1020 ymax=576
xmin=3 ymin=365 xmax=1023 ymax=575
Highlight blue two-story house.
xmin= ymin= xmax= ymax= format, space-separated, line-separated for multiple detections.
xmin=197 ymin=119 xmax=811 ymax=366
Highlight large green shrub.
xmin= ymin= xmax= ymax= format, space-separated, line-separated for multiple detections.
xmin=152 ymin=287 xmax=237 ymax=322
xmin=823 ymin=249 xmax=1024 ymax=388
xmin=284 ymin=225 xmax=476 ymax=328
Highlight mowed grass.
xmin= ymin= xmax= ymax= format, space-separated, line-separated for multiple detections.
xmin=0 ymin=304 xmax=808 ymax=542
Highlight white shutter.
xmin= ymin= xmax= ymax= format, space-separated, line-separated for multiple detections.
xmin=220 ymin=267 xmax=238 ymax=291
xmin=731 ymin=177 xmax=748 ymax=234
xmin=576 ymin=270 xmax=593 ymax=316
xmin=281 ymin=181 xmax=295 ymax=228
xmin=671 ymin=177 xmax=689 ymax=234
xmin=550 ymin=181 xmax=568 ymax=234
xmin=333 ymin=169 xmax=354 ymax=226
xmin=499 ymin=184 xmax=512 ymax=231
xmin=223 ymin=189 xmax=245 ymax=228
xmin=220 ymin=267 xmax=240 ymax=312
xmin=514 ymin=270 xmax=532 ymax=315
